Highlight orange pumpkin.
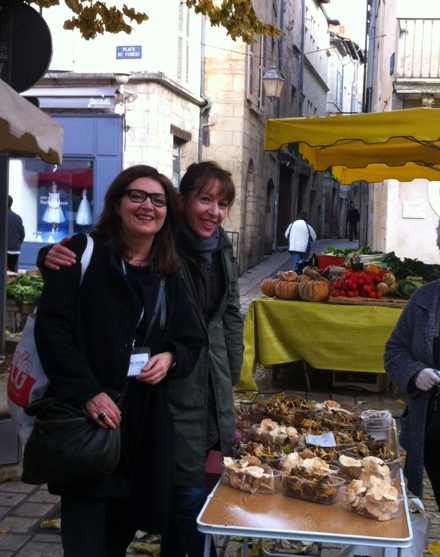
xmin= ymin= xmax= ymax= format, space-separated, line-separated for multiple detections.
xmin=275 ymin=280 xmax=299 ymax=300
xmin=302 ymin=266 xmax=322 ymax=280
xmin=298 ymin=279 xmax=330 ymax=302
xmin=260 ymin=277 xmax=279 ymax=297
xmin=278 ymin=270 xmax=298 ymax=282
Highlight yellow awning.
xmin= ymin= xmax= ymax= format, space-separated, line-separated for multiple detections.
xmin=264 ymin=108 xmax=440 ymax=184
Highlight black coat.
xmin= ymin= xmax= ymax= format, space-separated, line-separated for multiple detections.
xmin=33 ymin=234 xmax=204 ymax=533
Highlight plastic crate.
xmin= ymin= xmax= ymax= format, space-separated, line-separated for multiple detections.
xmin=316 ymin=255 xmax=346 ymax=269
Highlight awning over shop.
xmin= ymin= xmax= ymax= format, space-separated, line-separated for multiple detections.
xmin=1 ymin=78 xmax=63 ymax=164
xmin=23 ymin=87 xmax=116 ymax=110
xmin=264 ymin=108 xmax=440 ymax=184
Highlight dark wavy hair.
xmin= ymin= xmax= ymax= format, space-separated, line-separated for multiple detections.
xmin=179 ymin=161 xmax=236 ymax=207
xmin=91 ymin=165 xmax=180 ymax=276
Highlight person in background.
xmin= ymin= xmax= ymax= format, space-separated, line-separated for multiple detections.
xmin=7 ymin=195 xmax=25 ymax=272
xmin=346 ymin=201 xmax=360 ymax=241
xmin=34 ymin=165 xmax=204 ymax=557
xmin=285 ymin=211 xmax=317 ymax=272
xmin=41 ymin=161 xmax=244 ymax=557
xmin=384 ymin=218 xmax=440 ymax=510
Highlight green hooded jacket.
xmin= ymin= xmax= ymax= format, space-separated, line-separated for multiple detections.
xmin=168 ymin=227 xmax=243 ymax=487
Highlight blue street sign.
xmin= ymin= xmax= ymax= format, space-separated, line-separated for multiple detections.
xmin=116 ymin=46 xmax=142 ymax=59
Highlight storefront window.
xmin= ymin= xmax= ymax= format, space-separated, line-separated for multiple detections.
xmin=9 ymin=157 xmax=94 ymax=244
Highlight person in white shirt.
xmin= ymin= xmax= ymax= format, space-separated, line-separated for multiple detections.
xmin=285 ymin=211 xmax=317 ymax=272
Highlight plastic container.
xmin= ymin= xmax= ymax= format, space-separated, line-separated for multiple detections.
xmin=316 ymin=255 xmax=346 ymax=270
xmin=340 ymin=487 xmax=404 ymax=521
xmin=361 ymin=410 xmax=392 ymax=441
xmin=282 ymin=473 xmax=345 ymax=504
xmin=221 ymin=459 xmax=281 ymax=495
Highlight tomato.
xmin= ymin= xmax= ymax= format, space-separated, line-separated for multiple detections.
xmin=331 ymin=291 xmax=340 ymax=297
xmin=368 ymin=292 xmax=376 ymax=298
xmin=357 ymin=278 xmax=365 ymax=286
xmin=352 ymin=290 xmax=359 ymax=297
xmin=347 ymin=291 xmax=355 ymax=297
xmin=334 ymin=281 xmax=342 ymax=290
xmin=375 ymin=291 xmax=383 ymax=298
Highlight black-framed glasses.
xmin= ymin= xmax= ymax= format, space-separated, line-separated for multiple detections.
xmin=123 ymin=189 xmax=168 ymax=207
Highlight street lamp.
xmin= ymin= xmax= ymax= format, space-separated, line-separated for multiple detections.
xmin=262 ymin=65 xmax=285 ymax=100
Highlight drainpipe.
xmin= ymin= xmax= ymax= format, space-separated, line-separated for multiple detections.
xmin=365 ymin=0 xmax=377 ymax=113
xmin=198 ymin=16 xmax=210 ymax=162
xmin=298 ymin=0 xmax=305 ymax=117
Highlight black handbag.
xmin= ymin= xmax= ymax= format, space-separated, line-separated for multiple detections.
xmin=22 ymin=395 xmax=123 ymax=485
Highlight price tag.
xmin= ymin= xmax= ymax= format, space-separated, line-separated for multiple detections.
xmin=305 ymin=432 xmax=336 ymax=447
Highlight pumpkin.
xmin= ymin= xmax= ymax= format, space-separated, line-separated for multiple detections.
xmin=298 ymin=279 xmax=330 ymax=302
xmin=278 ymin=270 xmax=298 ymax=282
xmin=260 ymin=278 xmax=279 ymax=297
xmin=302 ymin=266 xmax=322 ymax=280
xmin=275 ymin=280 xmax=299 ymax=300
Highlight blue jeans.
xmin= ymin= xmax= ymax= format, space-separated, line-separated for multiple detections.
xmin=160 ymin=486 xmax=217 ymax=557
xmin=291 ymin=251 xmax=306 ymax=271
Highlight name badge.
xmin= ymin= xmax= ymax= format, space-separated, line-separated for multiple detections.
xmin=128 ymin=347 xmax=150 ymax=376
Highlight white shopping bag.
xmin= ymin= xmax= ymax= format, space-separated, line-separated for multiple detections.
xmin=7 ymin=313 xmax=49 ymax=443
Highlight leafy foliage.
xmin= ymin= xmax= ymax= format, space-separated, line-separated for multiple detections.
xmin=16 ymin=0 xmax=281 ymax=42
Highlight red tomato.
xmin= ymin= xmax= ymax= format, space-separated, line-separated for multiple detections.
xmin=357 ymin=278 xmax=365 ymax=286
xmin=334 ymin=281 xmax=342 ymax=289
xmin=368 ymin=292 xmax=376 ymax=298
xmin=375 ymin=291 xmax=383 ymax=298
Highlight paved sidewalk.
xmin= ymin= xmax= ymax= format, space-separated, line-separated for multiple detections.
xmin=3 ymin=237 xmax=439 ymax=557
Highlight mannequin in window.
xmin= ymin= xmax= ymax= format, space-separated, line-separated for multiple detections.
xmin=42 ymin=181 xmax=66 ymax=233
xmin=76 ymin=188 xmax=93 ymax=226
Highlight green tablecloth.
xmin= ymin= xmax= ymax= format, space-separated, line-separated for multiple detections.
xmin=237 ymin=296 xmax=402 ymax=392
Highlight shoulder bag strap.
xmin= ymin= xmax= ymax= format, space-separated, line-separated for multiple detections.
xmin=80 ymin=234 xmax=94 ymax=285
xmin=118 ymin=278 xmax=166 ymax=406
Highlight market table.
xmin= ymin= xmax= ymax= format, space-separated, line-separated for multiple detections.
xmin=197 ymin=422 xmax=412 ymax=557
xmin=237 ymin=296 xmax=403 ymax=392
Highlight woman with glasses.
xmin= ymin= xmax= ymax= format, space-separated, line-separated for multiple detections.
xmin=32 ymin=165 xmax=204 ymax=557
xmin=40 ymin=161 xmax=243 ymax=557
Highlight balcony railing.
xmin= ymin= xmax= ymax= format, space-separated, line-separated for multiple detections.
xmin=397 ymin=18 xmax=440 ymax=79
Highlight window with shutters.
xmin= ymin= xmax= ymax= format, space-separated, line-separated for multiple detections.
xmin=246 ymin=43 xmax=255 ymax=101
xmin=258 ymin=36 xmax=267 ymax=108
xmin=177 ymin=1 xmax=190 ymax=85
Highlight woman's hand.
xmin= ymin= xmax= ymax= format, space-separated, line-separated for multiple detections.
xmin=415 ymin=368 xmax=440 ymax=391
xmin=84 ymin=392 xmax=122 ymax=429
xmin=45 ymin=237 xmax=76 ymax=270
xmin=136 ymin=352 xmax=175 ymax=385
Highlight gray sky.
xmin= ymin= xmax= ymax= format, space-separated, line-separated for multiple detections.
xmin=327 ymin=0 xmax=367 ymax=46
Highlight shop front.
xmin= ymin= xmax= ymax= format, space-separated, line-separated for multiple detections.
xmin=9 ymin=113 xmax=122 ymax=269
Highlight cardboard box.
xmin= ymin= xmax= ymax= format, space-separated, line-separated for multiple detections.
xmin=332 ymin=371 xmax=388 ymax=392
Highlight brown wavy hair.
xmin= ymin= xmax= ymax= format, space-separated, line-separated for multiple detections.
xmin=179 ymin=161 xmax=236 ymax=207
xmin=91 ymin=165 xmax=180 ymax=276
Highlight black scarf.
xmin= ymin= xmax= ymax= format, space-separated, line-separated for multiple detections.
xmin=180 ymin=219 xmax=219 ymax=264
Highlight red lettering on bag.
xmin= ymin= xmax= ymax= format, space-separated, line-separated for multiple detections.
xmin=7 ymin=349 xmax=37 ymax=407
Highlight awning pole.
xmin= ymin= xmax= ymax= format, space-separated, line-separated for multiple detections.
xmin=0 ymin=152 xmax=9 ymax=356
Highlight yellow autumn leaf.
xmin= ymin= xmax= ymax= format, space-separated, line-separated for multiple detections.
xmin=131 ymin=542 xmax=160 ymax=556
xmin=0 ymin=530 xmax=7 ymax=534
xmin=428 ymin=541 xmax=440 ymax=555
xmin=396 ymin=399 xmax=405 ymax=404
xmin=40 ymin=519 xmax=61 ymax=529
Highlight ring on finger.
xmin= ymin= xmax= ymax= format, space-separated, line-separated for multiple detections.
xmin=98 ymin=412 xmax=107 ymax=421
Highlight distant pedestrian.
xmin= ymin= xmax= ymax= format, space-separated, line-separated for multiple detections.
xmin=346 ymin=202 xmax=360 ymax=241
xmin=285 ymin=211 xmax=316 ymax=272
xmin=7 ymin=195 xmax=25 ymax=272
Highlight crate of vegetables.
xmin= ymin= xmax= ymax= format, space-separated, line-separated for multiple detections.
xmin=328 ymin=268 xmax=408 ymax=308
